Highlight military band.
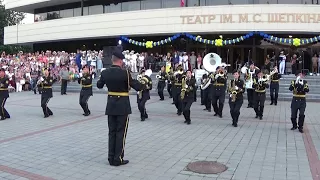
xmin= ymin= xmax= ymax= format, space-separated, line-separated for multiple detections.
xmin=78 ymin=65 xmax=93 ymax=116
xmin=201 ymin=73 xmax=213 ymax=112
xmin=252 ymin=71 xmax=269 ymax=120
xmin=156 ymin=66 xmax=166 ymax=101
xmin=244 ymin=64 xmax=259 ymax=108
xmin=269 ymin=66 xmax=281 ymax=105
xmin=228 ymin=70 xmax=244 ymax=127
xmin=38 ymin=68 xmax=54 ymax=118
xmin=212 ymin=67 xmax=227 ymax=118
xmin=0 ymin=68 xmax=10 ymax=121
xmin=289 ymin=71 xmax=309 ymax=133
xmin=137 ymin=70 xmax=152 ymax=121
xmin=173 ymin=65 xmax=184 ymax=115
xmin=181 ymin=71 xmax=196 ymax=124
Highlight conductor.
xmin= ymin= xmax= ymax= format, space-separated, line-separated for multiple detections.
xmin=97 ymin=50 xmax=144 ymax=166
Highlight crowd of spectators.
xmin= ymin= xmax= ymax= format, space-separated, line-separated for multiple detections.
xmin=0 ymin=50 xmax=103 ymax=93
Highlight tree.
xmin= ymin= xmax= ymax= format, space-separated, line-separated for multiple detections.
xmin=0 ymin=0 xmax=31 ymax=54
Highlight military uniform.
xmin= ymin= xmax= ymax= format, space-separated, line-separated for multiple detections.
xmin=0 ymin=74 xmax=10 ymax=120
xmin=211 ymin=72 xmax=227 ymax=117
xmin=173 ymin=70 xmax=184 ymax=115
xmin=252 ymin=77 xmax=269 ymax=120
xmin=78 ymin=72 xmax=93 ymax=116
xmin=167 ymin=69 xmax=173 ymax=98
xmin=39 ymin=75 xmax=54 ymax=118
xmin=200 ymin=74 xmax=208 ymax=105
xmin=203 ymin=73 xmax=213 ymax=112
xmin=289 ymin=79 xmax=309 ymax=133
xmin=181 ymin=76 xmax=196 ymax=124
xmin=228 ymin=79 xmax=245 ymax=127
xmin=245 ymin=68 xmax=258 ymax=108
xmin=137 ymin=74 xmax=152 ymax=121
xmin=269 ymin=73 xmax=281 ymax=105
xmin=157 ymin=70 xmax=166 ymax=100
xmin=97 ymin=52 xmax=144 ymax=166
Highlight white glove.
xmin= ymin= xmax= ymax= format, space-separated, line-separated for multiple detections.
xmin=215 ymin=74 xmax=219 ymax=79
xmin=165 ymin=80 xmax=168 ymax=83
xmin=235 ymin=86 xmax=239 ymax=90
xmin=185 ymin=85 xmax=188 ymax=88
xmin=79 ymin=73 xmax=83 ymax=78
xmin=40 ymin=77 xmax=44 ymax=82
xmin=299 ymin=80 xmax=303 ymax=85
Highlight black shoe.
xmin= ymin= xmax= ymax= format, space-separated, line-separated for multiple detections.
xmin=184 ymin=120 xmax=187 ymax=123
xmin=44 ymin=115 xmax=49 ymax=118
xmin=255 ymin=115 xmax=258 ymax=118
xmin=5 ymin=115 xmax=10 ymax=119
xmin=160 ymin=99 xmax=164 ymax=101
xmin=291 ymin=127 xmax=297 ymax=130
xmin=233 ymin=124 xmax=238 ymax=127
xmin=171 ymin=102 xmax=175 ymax=104
xmin=274 ymin=102 xmax=277 ymax=106
xmin=49 ymin=112 xmax=53 ymax=116
xmin=203 ymin=108 xmax=208 ymax=111
xmin=169 ymin=96 xmax=172 ymax=98
xmin=177 ymin=112 xmax=182 ymax=116
xmin=187 ymin=121 xmax=191 ymax=125
xmin=259 ymin=116 xmax=263 ymax=120
xmin=247 ymin=105 xmax=251 ymax=108
xmin=219 ymin=115 xmax=222 ymax=118
xmin=201 ymin=103 xmax=204 ymax=105
xmin=299 ymin=129 xmax=304 ymax=133
xmin=83 ymin=113 xmax=90 ymax=116
xmin=0 ymin=117 xmax=6 ymax=121
xmin=145 ymin=114 xmax=148 ymax=119
xmin=208 ymin=109 xmax=211 ymax=112
xmin=214 ymin=113 xmax=218 ymax=116
xmin=113 ymin=160 xmax=129 ymax=166
xmin=270 ymin=102 xmax=273 ymax=105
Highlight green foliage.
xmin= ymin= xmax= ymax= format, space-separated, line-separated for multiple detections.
xmin=0 ymin=0 xmax=30 ymax=53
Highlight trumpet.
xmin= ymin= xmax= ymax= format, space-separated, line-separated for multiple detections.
xmin=296 ymin=76 xmax=303 ymax=85
xmin=156 ymin=75 xmax=161 ymax=79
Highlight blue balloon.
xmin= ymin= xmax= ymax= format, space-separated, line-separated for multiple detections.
xmin=249 ymin=32 xmax=254 ymax=36
xmin=264 ymin=34 xmax=268 ymax=38
xmin=268 ymin=35 xmax=271 ymax=39
xmin=317 ymin=36 xmax=320 ymax=41
xmin=246 ymin=34 xmax=250 ymax=38
xmin=260 ymin=32 xmax=264 ymax=36
xmin=193 ymin=37 xmax=196 ymax=40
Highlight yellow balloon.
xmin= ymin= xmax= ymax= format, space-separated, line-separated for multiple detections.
xmin=146 ymin=41 xmax=153 ymax=48
xmin=215 ymin=39 xmax=223 ymax=46
xmin=293 ymin=38 xmax=301 ymax=47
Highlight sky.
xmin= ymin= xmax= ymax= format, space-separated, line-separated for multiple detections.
xmin=3 ymin=0 xmax=34 ymax=24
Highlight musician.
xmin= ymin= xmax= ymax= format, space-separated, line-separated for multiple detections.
xmin=173 ymin=65 xmax=184 ymax=115
xmin=96 ymin=50 xmax=144 ymax=166
xmin=157 ymin=66 xmax=166 ymax=101
xmin=192 ymin=72 xmax=197 ymax=102
xmin=279 ymin=51 xmax=286 ymax=75
xmin=269 ymin=66 xmax=281 ymax=105
xmin=252 ymin=71 xmax=269 ymax=120
xmin=202 ymin=72 xmax=213 ymax=112
xmin=78 ymin=65 xmax=92 ymax=116
xmin=167 ymin=67 xmax=174 ymax=99
xmin=289 ymin=71 xmax=309 ymax=133
xmin=171 ymin=64 xmax=180 ymax=105
xmin=245 ymin=63 xmax=258 ymax=108
xmin=137 ymin=69 xmax=152 ymax=121
xmin=39 ymin=68 xmax=54 ymax=118
xmin=291 ymin=54 xmax=298 ymax=75
xmin=200 ymin=73 xmax=208 ymax=106
xmin=228 ymin=70 xmax=244 ymax=127
xmin=0 ymin=68 xmax=10 ymax=120
xmin=181 ymin=71 xmax=196 ymax=125
xmin=212 ymin=66 xmax=227 ymax=118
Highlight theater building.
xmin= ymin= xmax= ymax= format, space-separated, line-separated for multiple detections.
xmin=4 ymin=0 xmax=320 ymax=69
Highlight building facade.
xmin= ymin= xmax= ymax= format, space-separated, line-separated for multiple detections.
xmin=4 ymin=0 xmax=320 ymax=69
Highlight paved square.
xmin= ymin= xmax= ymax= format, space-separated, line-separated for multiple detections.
xmin=0 ymin=92 xmax=320 ymax=180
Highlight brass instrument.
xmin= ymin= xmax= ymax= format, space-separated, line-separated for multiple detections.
xmin=138 ymin=76 xmax=150 ymax=99
xmin=156 ymin=74 xmax=161 ymax=79
xmin=229 ymin=79 xmax=238 ymax=102
xmin=181 ymin=76 xmax=187 ymax=100
xmin=258 ymin=74 xmax=268 ymax=86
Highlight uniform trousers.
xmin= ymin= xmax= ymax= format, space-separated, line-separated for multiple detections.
xmin=173 ymin=86 xmax=182 ymax=113
xmin=212 ymin=93 xmax=225 ymax=116
xmin=270 ymin=83 xmax=279 ymax=104
xmin=108 ymin=115 xmax=129 ymax=165
xmin=137 ymin=96 xmax=148 ymax=118
xmin=182 ymin=99 xmax=193 ymax=122
xmin=0 ymin=97 xmax=10 ymax=118
xmin=157 ymin=81 xmax=165 ymax=100
xmin=254 ymin=92 xmax=266 ymax=117
xmin=167 ymin=83 xmax=172 ymax=98
xmin=41 ymin=96 xmax=53 ymax=116
xmin=229 ymin=98 xmax=243 ymax=125
xmin=203 ymin=88 xmax=212 ymax=110
xmin=291 ymin=98 xmax=306 ymax=130
xmin=79 ymin=94 xmax=91 ymax=114
xmin=247 ymin=89 xmax=254 ymax=107
xmin=61 ymin=79 xmax=68 ymax=95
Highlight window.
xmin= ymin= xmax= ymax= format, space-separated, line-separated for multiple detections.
xmin=34 ymin=13 xmax=47 ymax=22
xmin=47 ymin=11 xmax=60 ymax=20
xmin=228 ymin=0 xmax=252 ymax=4
xmin=105 ymin=3 xmax=122 ymax=13
xmin=200 ymin=0 xmax=206 ymax=5
xmin=254 ymin=0 xmax=278 ymax=3
xmin=83 ymin=6 xmax=89 ymax=15
xmin=122 ymin=1 xmax=141 ymax=11
xmin=162 ymin=0 xmax=181 ymax=8
xmin=278 ymin=0 xmax=303 ymax=3
xmin=74 ymin=7 xmax=82 ymax=16
xmin=304 ymin=0 xmax=319 ymax=4
xmin=188 ymin=0 xmax=200 ymax=6
xmin=59 ymin=9 xmax=74 ymax=18
xmin=206 ymin=0 xmax=229 ymax=5
xmin=89 ymin=5 xmax=103 ymax=15
xmin=141 ymin=0 xmax=161 ymax=10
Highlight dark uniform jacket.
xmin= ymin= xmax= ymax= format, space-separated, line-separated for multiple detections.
xmin=174 ymin=72 xmax=184 ymax=87
xmin=289 ymin=80 xmax=309 ymax=99
xmin=78 ymin=73 xmax=93 ymax=96
xmin=182 ymin=77 xmax=196 ymax=101
xmin=141 ymin=75 xmax=152 ymax=100
xmin=228 ymin=79 xmax=245 ymax=100
xmin=39 ymin=76 xmax=54 ymax=98
xmin=97 ymin=65 xmax=144 ymax=115
xmin=212 ymin=73 xmax=227 ymax=96
xmin=270 ymin=73 xmax=281 ymax=85
xmin=0 ymin=76 xmax=9 ymax=98
xmin=158 ymin=71 xmax=166 ymax=82
xmin=252 ymin=77 xmax=269 ymax=93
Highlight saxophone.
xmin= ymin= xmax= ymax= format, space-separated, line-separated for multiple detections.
xmin=229 ymin=79 xmax=237 ymax=102
xmin=181 ymin=76 xmax=187 ymax=100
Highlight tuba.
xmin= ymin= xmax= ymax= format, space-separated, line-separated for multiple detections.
xmin=201 ymin=53 xmax=229 ymax=90
xmin=229 ymin=79 xmax=238 ymax=102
